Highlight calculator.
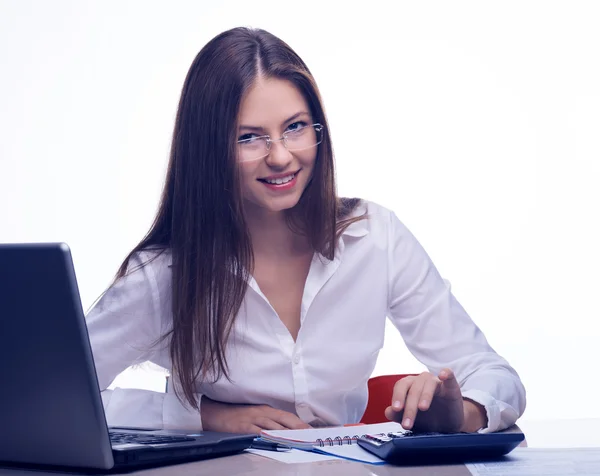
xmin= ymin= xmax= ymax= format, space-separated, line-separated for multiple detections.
xmin=357 ymin=429 xmax=524 ymax=464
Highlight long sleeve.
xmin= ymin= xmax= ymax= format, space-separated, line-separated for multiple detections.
xmin=86 ymin=251 xmax=204 ymax=431
xmin=385 ymin=212 xmax=526 ymax=432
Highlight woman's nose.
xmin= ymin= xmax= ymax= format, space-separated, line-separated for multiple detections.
xmin=265 ymin=139 xmax=293 ymax=169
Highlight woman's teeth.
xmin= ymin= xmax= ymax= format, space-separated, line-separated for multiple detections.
xmin=265 ymin=173 xmax=295 ymax=185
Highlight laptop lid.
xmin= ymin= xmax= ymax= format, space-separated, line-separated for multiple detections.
xmin=0 ymin=243 xmax=256 ymax=470
xmin=0 ymin=243 xmax=115 ymax=468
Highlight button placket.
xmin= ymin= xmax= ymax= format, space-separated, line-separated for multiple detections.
xmin=291 ymin=347 xmax=316 ymax=421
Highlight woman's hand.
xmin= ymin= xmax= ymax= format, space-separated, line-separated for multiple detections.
xmin=201 ymin=396 xmax=311 ymax=434
xmin=384 ymin=368 xmax=487 ymax=433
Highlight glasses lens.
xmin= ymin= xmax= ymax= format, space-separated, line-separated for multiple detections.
xmin=238 ymin=136 xmax=269 ymax=162
xmin=236 ymin=124 xmax=324 ymax=162
xmin=285 ymin=124 xmax=323 ymax=151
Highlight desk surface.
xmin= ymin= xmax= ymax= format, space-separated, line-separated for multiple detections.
xmin=1 ymin=419 xmax=597 ymax=476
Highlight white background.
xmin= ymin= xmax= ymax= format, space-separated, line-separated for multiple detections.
xmin=1 ymin=0 xmax=598 ymax=423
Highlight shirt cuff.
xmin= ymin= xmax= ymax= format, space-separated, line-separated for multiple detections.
xmin=162 ymin=391 xmax=203 ymax=431
xmin=461 ymin=388 xmax=499 ymax=433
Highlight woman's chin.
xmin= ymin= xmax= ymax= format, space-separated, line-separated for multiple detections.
xmin=245 ymin=194 xmax=301 ymax=214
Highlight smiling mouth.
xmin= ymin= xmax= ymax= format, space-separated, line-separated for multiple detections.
xmin=257 ymin=170 xmax=300 ymax=185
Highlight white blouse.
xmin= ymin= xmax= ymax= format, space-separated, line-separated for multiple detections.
xmin=86 ymin=200 xmax=526 ymax=433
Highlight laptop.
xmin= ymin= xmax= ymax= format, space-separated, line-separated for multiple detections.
xmin=0 ymin=243 xmax=256 ymax=470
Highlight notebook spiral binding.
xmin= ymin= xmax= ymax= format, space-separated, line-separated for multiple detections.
xmin=315 ymin=434 xmax=366 ymax=447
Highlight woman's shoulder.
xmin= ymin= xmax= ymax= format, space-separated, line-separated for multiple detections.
xmin=338 ymin=198 xmax=407 ymax=247
xmin=341 ymin=197 xmax=394 ymax=216
xmin=125 ymin=247 xmax=173 ymax=284
xmin=135 ymin=247 xmax=173 ymax=267
xmin=341 ymin=199 xmax=419 ymax=252
xmin=341 ymin=198 xmax=397 ymax=230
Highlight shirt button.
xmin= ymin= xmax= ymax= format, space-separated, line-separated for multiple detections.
xmin=293 ymin=355 xmax=300 ymax=364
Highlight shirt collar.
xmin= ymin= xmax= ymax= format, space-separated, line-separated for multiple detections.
xmin=340 ymin=200 xmax=370 ymax=238
xmin=341 ymin=216 xmax=369 ymax=238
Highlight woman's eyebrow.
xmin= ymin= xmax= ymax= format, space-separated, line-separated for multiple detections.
xmin=281 ymin=111 xmax=310 ymax=125
xmin=238 ymin=124 xmax=265 ymax=132
xmin=238 ymin=111 xmax=310 ymax=131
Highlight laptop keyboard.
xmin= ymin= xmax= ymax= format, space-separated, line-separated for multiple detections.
xmin=109 ymin=431 xmax=196 ymax=445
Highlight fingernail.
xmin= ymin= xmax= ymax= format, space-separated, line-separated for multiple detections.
xmin=440 ymin=370 xmax=447 ymax=378
xmin=420 ymin=399 xmax=428 ymax=408
xmin=393 ymin=400 xmax=402 ymax=410
xmin=403 ymin=418 xmax=411 ymax=428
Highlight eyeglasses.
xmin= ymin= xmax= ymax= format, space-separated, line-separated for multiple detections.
xmin=237 ymin=123 xmax=324 ymax=162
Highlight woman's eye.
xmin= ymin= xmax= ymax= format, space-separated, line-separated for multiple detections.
xmin=286 ymin=121 xmax=308 ymax=132
xmin=238 ymin=133 xmax=259 ymax=142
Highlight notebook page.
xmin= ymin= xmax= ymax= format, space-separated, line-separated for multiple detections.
xmin=260 ymin=421 xmax=403 ymax=449
xmin=246 ymin=448 xmax=338 ymax=464
xmin=312 ymin=444 xmax=386 ymax=465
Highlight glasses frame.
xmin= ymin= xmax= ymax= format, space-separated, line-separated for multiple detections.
xmin=236 ymin=123 xmax=324 ymax=162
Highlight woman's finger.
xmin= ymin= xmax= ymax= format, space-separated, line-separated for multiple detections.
xmin=270 ymin=409 xmax=311 ymax=430
xmin=418 ymin=375 xmax=441 ymax=411
xmin=246 ymin=424 xmax=264 ymax=434
xmin=400 ymin=374 xmax=429 ymax=429
xmin=254 ymin=416 xmax=287 ymax=431
xmin=390 ymin=376 xmax=416 ymax=412
xmin=438 ymin=368 xmax=462 ymax=400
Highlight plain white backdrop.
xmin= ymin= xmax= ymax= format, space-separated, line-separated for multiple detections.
xmin=1 ymin=0 xmax=599 ymax=422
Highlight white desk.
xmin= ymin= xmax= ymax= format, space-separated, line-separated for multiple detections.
xmin=1 ymin=419 xmax=598 ymax=475
xmin=518 ymin=418 xmax=600 ymax=448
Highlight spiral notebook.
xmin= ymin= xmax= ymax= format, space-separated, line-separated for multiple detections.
xmin=260 ymin=421 xmax=403 ymax=450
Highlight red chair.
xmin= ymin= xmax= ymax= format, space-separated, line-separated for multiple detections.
xmin=360 ymin=374 xmax=417 ymax=424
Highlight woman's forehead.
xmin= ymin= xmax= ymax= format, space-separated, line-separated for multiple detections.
xmin=238 ymin=77 xmax=310 ymax=128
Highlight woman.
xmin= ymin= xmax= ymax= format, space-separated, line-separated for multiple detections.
xmin=87 ymin=27 xmax=526 ymax=435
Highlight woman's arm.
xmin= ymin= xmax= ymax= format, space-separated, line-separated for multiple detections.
xmin=86 ymin=251 xmax=204 ymax=430
xmin=385 ymin=211 xmax=526 ymax=432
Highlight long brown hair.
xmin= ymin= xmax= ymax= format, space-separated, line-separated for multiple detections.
xmin=115 ymin=27 xmax=364 ymax=410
